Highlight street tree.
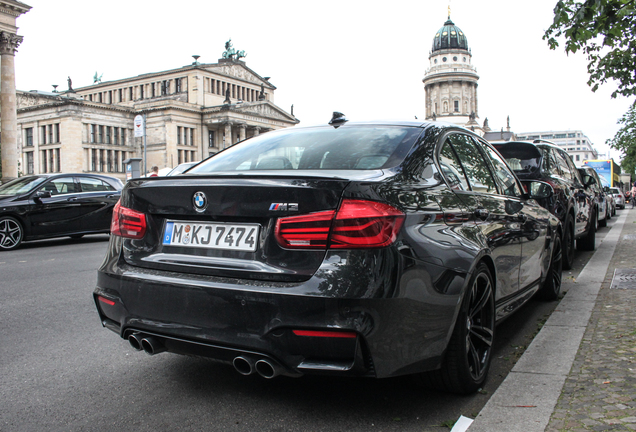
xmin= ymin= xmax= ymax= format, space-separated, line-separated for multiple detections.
xmin=607 ymin=101 xmax=636 ymax=176
xmin=544 ymin=0 xmax=636 ymax=98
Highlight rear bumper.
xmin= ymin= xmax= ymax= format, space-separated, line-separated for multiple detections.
xmin=94 ymin=251 xmax=464 ymax=378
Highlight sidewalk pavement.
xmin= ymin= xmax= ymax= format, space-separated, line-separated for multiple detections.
xmin=468 ymin=207 xmax=636 ymax=431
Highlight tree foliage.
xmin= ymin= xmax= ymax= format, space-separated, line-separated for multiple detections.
xmin=607 ymin=101 xmax=636 ymax=175
xmin=544 ymin=0 xmax=636 ymax=98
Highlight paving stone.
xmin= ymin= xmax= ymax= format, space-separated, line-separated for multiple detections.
xmin=544 ymin=209 xmax=636 ymax=431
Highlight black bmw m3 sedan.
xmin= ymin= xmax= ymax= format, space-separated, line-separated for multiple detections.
xmin=94 ymin=118 xmax=562 ymax=394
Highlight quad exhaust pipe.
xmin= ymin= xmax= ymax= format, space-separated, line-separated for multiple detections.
xmin=232 ymin=356 xmax=282 ymax=379
xmin=128 ymin=332 xmax=282 ymax=377
xmin=127 ymin=333 xmax=166 ymax=355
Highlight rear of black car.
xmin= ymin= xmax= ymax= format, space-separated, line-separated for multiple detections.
xmin=94 ymin=123 xmax=462 ymax=379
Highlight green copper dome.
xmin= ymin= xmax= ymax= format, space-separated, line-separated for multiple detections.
xmin=432 ymin=18 xmax=469 ymax=52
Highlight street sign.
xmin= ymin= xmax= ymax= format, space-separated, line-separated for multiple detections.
xmin=134 ymin=115 xmax=145 ymax=137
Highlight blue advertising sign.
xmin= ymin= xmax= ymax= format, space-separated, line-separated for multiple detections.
xmin=583 ymin=160 xmax=612 ymax=186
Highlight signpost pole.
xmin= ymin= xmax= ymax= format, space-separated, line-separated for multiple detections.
xmin=143 ymin=114 xmax=147 ymax=176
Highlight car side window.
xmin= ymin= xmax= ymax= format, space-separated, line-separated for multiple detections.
xmin=79 ymin=177 xmax=115 ymax=192
xmin=564 ymin=152 xmax=584 ymax=185
xmin=447 ymin=134 xmax=497 ymax=194
xmin=554 ymin=150 xmax=574 ymax=181
xmin=540 ymin=148 xmax=560 ymax=176
xmin=478 ymin=141 xmax=523 ymax=197
xmin=439 ymin=141 xmax=470 ymax=191
xmin=40 ymin=177 xmax=77 ymax=195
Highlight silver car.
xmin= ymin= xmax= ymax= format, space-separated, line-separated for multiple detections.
xmin=610 ymin=187 xmax=625 ymax=209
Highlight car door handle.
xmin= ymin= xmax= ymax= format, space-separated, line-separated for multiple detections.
xmin=105 ymin=194 xmax=118 ymax=199
xmin=67 ymin=197 xmax=78 ymax=202
xmin=474 ymin=208 xmax=489 ymax=220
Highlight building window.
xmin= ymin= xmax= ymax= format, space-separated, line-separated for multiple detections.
xmin=161 ymin=80 xmax=168 ymax=95
xmin=190 ymin=128 xmax=194 ymax=146
xmin=576 ymin=155 xmax=580 ymax=161
xmin=208 ymin=130 xmax=215 ymax=147
xmin=55 ymin=124 xmax=60 ymax=142
xmin=98 ymin=126 xmax=104 ymax=143
xmin=25 ymin=128 xmax=33 ymax=146
xmin=26 ymin=151 xmax=33 ymax=174
xmin=42 ymin=150 xmax=47 ymax=172
xmin=91 ymin=149 xmax=97 ymax=171
xmin=454 ymin=101 xmax=459 ymax=112
xmin=90 ymin=125 xmax=95 ymax=143
xmin=140 ymin=85 xmax=144 ymax=99
xmin=49 ymin=150 xmax=54 ymax=173
xmin=177 ymin=126 xmax=182 ymax=145
xmin=175 ymin=78 xmax=181 ymax=93
xmin=129 ymin=87 xmax=133 ymax=100
xmin=114 ymin=150 xmax=119 ymax=172
xmin=178 ymin=150 xmax=183 ymax=164
xmin=106 ymin=126 xmax=111 ymax=144
xmin=55 ymin=148 xmax=60 ymax=172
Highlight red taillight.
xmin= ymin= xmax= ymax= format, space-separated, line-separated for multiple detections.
xmin=292 ymin=330 xmax=357 ymax=339
xmin=275 ymin=210 xmax=335 ymax=249
xmin=97 ymin=295 xmax=115 ymax=306
xmin=331 ymin=200 xmax=405 ymax=248
xmin=110 ymin=200 xmax=147 ymax=239
xmin=275 ymin=199 xmax=404 ymax=250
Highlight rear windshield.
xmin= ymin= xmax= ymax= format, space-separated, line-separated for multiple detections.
xmin=191 ymin=126 xmax=421 ymax=173
xmin=495 ymin=146 xmax=542 ymax=176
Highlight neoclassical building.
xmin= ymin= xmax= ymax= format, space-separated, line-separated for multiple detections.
xmin=423 ymin=14 xmax=481 ymax=132
xmin=16 ymin=44 xmax=299 ymax=181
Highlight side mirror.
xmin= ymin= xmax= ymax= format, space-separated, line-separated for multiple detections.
xmin=33 ymin=190 xmax=52 ymax=200
xmin=584 ymin=176 xmax=595 ymax=187
xmin=524 ymin=180 xmax=554 ymax=200
xmin=603 ymin=186 xmax=610 ymax=193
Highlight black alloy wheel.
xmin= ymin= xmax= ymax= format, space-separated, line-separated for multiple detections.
xmin=562 ymin=216 xmax=575 ymax=270
xmin=420 ymin=263 xmax=495 ymax=394
xmin=537 ymin=233 xmax=562 ymax=300
xmin=0 ymin=216 xmax=23 ymax=251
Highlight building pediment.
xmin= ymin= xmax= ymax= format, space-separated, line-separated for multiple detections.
xmin=17 ymin=91 xmax=62 ymax=109
xmin=206 ymin=62 xmax=275 ymax=89
xmin=233 ymin=102 xmax=295 ymax=122
xmin=203 ymin=101 xmax=299 ymax=127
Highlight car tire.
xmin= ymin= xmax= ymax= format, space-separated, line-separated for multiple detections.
xmin=577 ymin=209 xmax=596 ymax=251
xmin=0 ymin=216 xmax=24 ymax=251
xmin=599 ymin=209 xmax=608 ymax=227
xmin=537 ymin=233 xmax=562 ymax=301
xmin=418 ymin=263 xmax=495 ymax=394
xmin=562 ymin=216 xmax=575 ymax=270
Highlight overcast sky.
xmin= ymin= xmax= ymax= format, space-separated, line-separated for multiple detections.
xmin=14 ymin=0 xmax=634 ymax=160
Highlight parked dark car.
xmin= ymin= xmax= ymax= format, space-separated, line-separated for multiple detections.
xmin=578 ymin=166 xmax=610 ymax=227
xmin=0 ymin=173 xmax=123 ymax=251
xmin=94 ymin=119 xmax=561 ymax=394
xmin=494 ymin=140 xmax=595 ymax=270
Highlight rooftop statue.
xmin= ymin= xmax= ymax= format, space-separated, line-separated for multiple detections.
xmin=93 ymin=72 xmax=103 ymax=84
xmin=222 ymin=39 xmax=246 ymax=61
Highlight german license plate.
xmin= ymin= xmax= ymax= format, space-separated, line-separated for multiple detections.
xmin=162 ymin=221 xmax=259 ymax=252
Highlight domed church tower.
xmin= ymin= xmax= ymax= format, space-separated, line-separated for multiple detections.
xmin=423 ymin=13 xmax=480 ymax=130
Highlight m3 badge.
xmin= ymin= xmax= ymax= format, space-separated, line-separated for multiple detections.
xmin=269 ymin=203 xmax=298 ymax=211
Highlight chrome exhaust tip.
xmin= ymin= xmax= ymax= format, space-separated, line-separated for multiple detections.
xmin=140 ymin=336 xmax=167 ymax=355
xmin=232 ymin=356 xmax=255 ymax=376
xmin=255 ymin=359 xmax=280 ymax=379
xmin=128 ymin=333 xmax=144 ymax=351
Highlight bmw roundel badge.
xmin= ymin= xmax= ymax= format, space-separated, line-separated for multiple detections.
xmin=193 ymin=191 xmax=208 ymax=212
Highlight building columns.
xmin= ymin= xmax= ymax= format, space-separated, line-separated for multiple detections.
xmin=223 ymin=122 xmax=232 ymax=149
xmin=0 ymin=31 xmax=23 ymax=183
